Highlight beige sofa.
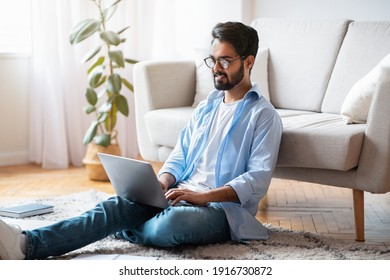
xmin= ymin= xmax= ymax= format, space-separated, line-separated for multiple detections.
xmin=133 ymin=19 xmax=390 ymax=242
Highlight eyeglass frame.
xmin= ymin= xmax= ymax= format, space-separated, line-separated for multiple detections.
xmin=203 ymin=55 xmax=246 ymax=70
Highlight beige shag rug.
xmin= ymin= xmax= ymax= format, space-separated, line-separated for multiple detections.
xmin=1 ymin=190 xmax=389 ymax=260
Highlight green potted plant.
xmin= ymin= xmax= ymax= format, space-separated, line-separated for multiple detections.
xmin=69 ymin=0 xmax=137 ymax=180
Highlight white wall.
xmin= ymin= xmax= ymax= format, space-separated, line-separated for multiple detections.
xmin=253 ymin=0 xmax=390 ymax=20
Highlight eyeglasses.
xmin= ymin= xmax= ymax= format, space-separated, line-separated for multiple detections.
xmin=203 ymin=56 xmax=246 ymax=69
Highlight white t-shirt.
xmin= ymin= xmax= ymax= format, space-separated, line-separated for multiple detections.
xmin=178 ymin=100 xmax=239 ymax=192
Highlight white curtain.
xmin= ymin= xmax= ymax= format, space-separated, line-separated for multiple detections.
xmin=29 ymin=0 xmax=249 ymax=168
xmin=29 ymin=0 xmax=142 ymax=168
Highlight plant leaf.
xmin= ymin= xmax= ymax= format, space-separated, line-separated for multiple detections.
xmin=85 ymin=88 xmax=98 ymax=105
xmin=94 ymin=133 xmax=111 ymax=147
xmin=103 ymin=2 xmax=118 ymax=22
xmin=98 ymin=112 xmax=108 ymax=122
xmin=83 ymin=121 xmax=98 ymax=145
xmin=100 ymin=31 xmax=121 ymax=46
xmin=99 ymin=101 xmax=112 ymax=113
xmin=97 ymin=88 xmax=107 ymax=98
xmin=81 ymin=45 xmax=102 ymax=63
xmin=122 ymin=78 xmax=134 ymax=92
xmin=95 ymin=75 xmax=107 ymax=88
xmin=69 ymin=19 xmax=100 ymax=45
xmin=105 ymin=104 xmax=117 ymax=131
xmin=109 ymin=50 xmax=125 ymax=67
xmin=104 ymin=0 xmax=125 ymax=31
xmin=107 ymin=0 xmax=122 ymax=8
xmin=87 ymin=56 xmax=105 ymax=74
xmin=88 ymin=66 xmax=104 ymax=88
xmin=125 ymin=58 xmax=139 ymax=64
xmin=115 ymin=94 xmax=129 ymax=116
xmin=108 ymin=74 xmax=122 ymax=94
xmin=117 ymin=26 xmax=130 ymax=35
xmin=83 ymin=105 xmax=96 ymax=114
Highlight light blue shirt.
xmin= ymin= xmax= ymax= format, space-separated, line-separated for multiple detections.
xmin=159 ymin=83 xmax=283 ymax=241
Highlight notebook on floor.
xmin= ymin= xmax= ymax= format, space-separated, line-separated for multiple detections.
xmin=0 ymin=203 xmax=54 ymax=218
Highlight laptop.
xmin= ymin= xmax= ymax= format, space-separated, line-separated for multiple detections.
xmin=98 ymin=153 xmax=169 ymax=209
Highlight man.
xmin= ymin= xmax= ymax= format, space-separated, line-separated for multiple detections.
xmin=0 ymin=21 xmax=282 ymax=260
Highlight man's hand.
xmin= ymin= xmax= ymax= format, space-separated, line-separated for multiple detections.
xmin=159 ymin=181 xmax=169 ymax=193
xmin=165 ymin=188 xmax=208 ymax=206
xmin=165 ymin=185 xmax=239 ymax=206
xmin=158 ymin=173 xmax=176 ymax=193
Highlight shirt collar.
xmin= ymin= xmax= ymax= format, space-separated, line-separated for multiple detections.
xmin=206 ymin=83 xmax=262 ymax=102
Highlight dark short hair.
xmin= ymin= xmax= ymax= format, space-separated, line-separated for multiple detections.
xmin=211 ymin=21 xmax=259 ymax=58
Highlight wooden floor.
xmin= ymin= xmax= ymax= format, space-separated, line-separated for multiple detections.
xmin=1 ymin=163 xmax=390 ymax=247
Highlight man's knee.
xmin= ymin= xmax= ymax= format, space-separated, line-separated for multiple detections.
xmin=142 ymin=207 xmax=192 ymax=246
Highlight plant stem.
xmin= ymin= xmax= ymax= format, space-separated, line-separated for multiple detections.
xmin=94 ymin=0 xmax=115 ymax=139
xmin=88 ymin=1 xmax=106 ymax=137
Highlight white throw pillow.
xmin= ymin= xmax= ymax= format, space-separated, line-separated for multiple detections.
xmin=192 ymin=54 xmax=215 ymax=107
xmin=341 ymin=53 xmax=390 ymax=124
xmin=251 ymin=48 xmax=270 ymax=101
xmin=192 ymin=48 xmax=270 ymax=107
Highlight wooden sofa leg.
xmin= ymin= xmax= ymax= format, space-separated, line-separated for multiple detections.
xmin=353 ymin=189 xmax=365 ymax=242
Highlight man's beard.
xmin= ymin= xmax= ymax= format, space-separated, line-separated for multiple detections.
xmin=213 ymin=62 xmax=245 ymax=91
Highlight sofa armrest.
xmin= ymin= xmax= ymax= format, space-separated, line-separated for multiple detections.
xmin=133 ymin=60 xmax=196 ymax=161
xmin=357 ymin=66 xmax=390 ymax=193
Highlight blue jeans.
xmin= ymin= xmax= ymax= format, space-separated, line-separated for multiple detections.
xmin=23 ymin=196 xmax=231 ymax=259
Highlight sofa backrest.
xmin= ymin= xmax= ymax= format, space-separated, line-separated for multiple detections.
xmin=251 ymin=18 xmax=350 ymax=112
xmin=321 ymin=22 xmax=390 ymax=114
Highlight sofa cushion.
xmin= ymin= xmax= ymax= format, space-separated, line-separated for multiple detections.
xmin=145 ymin=107 xmax=194 ymax=148
xmin=251 ymin=18 xmax=349 ymax=112
xmin=341 ymin=53 xmax=390 ymax=124
xmin=322 ymin=22 xmax=390 ymax=114
xmin=192 ymin=48 xmax=270 ymax=107
xmin=277 ymin=112 xmax=366 ymax=171
xmin=277 ymin=109 xmax=315 ymax=118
